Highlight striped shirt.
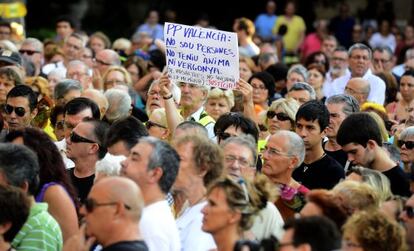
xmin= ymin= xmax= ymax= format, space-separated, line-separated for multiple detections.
xmin=12 ymin=203 xmax=63 ymax=251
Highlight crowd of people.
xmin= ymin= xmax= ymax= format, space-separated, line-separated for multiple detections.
xmin=0 ymin=0 xmax=414 ymax=251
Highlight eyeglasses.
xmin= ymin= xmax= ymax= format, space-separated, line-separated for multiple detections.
xmin=4 ymin=104 xmax=26 ymax=117
xmin=342 ymin=240 xmax=362 ymax=249
xmin=263 ymin=146 xmax=292 ymax=157
xmin=146 ymin=120 xmax=167 ymax=130
xmin=94 ymin=58 xmax=111 ymax=66
xmin=403 ymin=206 xmax=414 ymax=219
xmin=70 ymin=131 xmax=97 ymax=145
xmin=397 ymin=140 xmax=414 ymax=150
xmin=225 ymin=155 xmax=254 ymax=168
xmin=266 ymin=111 xmax=291 ymax=121
xmin=83 ymin=197 xmax=131 ymax=213
xmin=19 ymin=49 xmax=41 ymax=56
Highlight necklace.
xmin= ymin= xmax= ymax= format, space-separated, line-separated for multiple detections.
xmin=303 ymin=153 xmax=326 ymax=172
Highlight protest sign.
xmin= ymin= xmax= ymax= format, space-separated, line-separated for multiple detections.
xmin=164 ymin=22 xmax=239 ymax=89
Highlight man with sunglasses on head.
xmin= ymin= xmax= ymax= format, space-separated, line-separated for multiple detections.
xmin=400 ymin=194 xmax=414 ymax=251
xmin=337 ymin=112 xmax=411 ymax=197
xmin=293 ymin=100 xmax=344 ymax=190
xmin=66 ymin=117 xmax=109 ymax=204
xmin=19 ymin=38 xmax=44 ymax=76
xmin=3 ymin=85 xmax=37 ymax=132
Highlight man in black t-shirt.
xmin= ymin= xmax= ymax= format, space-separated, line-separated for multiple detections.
xmin=337 ymin=113 xmax=411 ymax=197
xmin=63 ymin=177 xmax=148 ymax=251
xmin=293 ymin=100 xmax=345 ymax=189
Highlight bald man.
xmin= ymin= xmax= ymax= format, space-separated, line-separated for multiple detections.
xmin=63 ymin=176 xmax=148 ymax=251
xmin=345 ymin=77 xmax=370 ymax=105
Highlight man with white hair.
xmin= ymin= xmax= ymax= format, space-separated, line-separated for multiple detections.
xmin=66 ymin=60 xmax=92 ymax=90
xmin=104 ymin=88 xmax=132 ymax=124
xmin=19 ymin=37 xmax=44 ymax=76
xmin=82 ymin=89 xmax=109 ymax=119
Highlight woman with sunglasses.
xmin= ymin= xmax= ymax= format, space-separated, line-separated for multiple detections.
xmin=5 ymin=128 xmax=79 ymax=244
xmin=201 ymin=175 xmax=273 ymax=251
xmin=398 ymin=126 xmax=414 ymax=192
xmin=266 ymin=98 xmax=299 ymax=135
xmin=248 ymin=72 xmax=275 ymax=115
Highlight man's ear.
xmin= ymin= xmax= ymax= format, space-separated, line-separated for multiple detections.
xmin=367 ymin=139 xmax=377 ymax=150
xmin=0 ymin=222 xmax=12 ymax=235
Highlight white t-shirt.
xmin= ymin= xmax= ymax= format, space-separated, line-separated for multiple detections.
xmin=140 ymin=200 xmax=181 ymax=251
xmin=176 ymin=201 xmax=216 ymax=251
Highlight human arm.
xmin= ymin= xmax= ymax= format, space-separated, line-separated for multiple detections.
xmin=159 ymin=73 xmax=183 ymax=134
xmin=43 ymin=184 xmax=79 ymax=243
xmin=234 ymin=78 xmax=257 ymax=123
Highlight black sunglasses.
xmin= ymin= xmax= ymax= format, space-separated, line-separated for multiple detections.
xmin=19 ymin=49 xmax=40 ymax=56
xmin=404 ymin=206 xmax=414 ymax=219
xmin=70 ymin=131 xmax=97 ymax=145
xmin=397 ymin=140 xmax=414 ymax=150
xmin=266 ymin=111 xmax=291 ymax=121
xmin=83 ymin=198 xmax=131 ymax=213
xmin=4 ymin=104 xmax=26 ymax=117
xmin=146 ymin=120 xmax=167 ymax=130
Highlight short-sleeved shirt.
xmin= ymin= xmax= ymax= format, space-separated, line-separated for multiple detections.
xmin=68 ymin=168 xmax=95 ymax=204
xmin=12 ymin=203 xmax=63 ymax=251
xmin=292 ymin=154 xmax=345 ymax=189
xmin=272 ymin=15 xmax=305 ymax=52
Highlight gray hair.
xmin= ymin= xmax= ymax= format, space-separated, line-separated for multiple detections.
xmin=104 ymin=89 xmax=132 ymax=123
xmin=138 ymin=136 xmax=180 ymax=194
xmin=326 ymin=94 xmax=360 ymax=116
xmin=0 ymin=40 xmax=18 ymax=52
xmin=67 ymin=60 xmax=91 ymax=76
xmin=405 ymin=48 xmax=414 ymax=60
xmin=348 ymin=43 xmax=372 ymax=60
xmin=287 ymin=64 xmax=308 ymax=82
xmin=273 ymin=130 xmax=305 ymax=168
xmin=221 ymin=134 xmax=257 ymax=165
xmin=0 ymin=143 xmax=39 ymax=196
xmin=373 ymin=46 xmax=393 ymax=60
xmin=95 ymin=155 xmax=125 ymax=177
xmin=54 ymin=79 xmax=82 ymax=99
xmin=349 ymin=165 xmax=392 ymax=202
xmin=288 ymin=82 xmax=316 ymax=100
xmin=100 ymin=49 xmax=121 ymax=66
xmin=175 ymin=121 xmax=208 ymax=138
xmin=400 ymin=126 xmax=414 ymax=140
xmin=258 ymin=52 xmax=278 ymax=66
xmin=22 ymin=37 xmax=43 ymax=53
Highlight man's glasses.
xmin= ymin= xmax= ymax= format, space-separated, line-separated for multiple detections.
xmin=146 ymin=120 xmax=167 ymax=130
xmin=397 ymin=140 xmax=414 ymax=150
xmin=83 ymin=198 xmax=131 ymax=213
xmin=56 ymin=120 xmax=65 ymax=130
xmin=70 ymin=131 xmax=97 ymax=145
xmin=403 ymin=206 xmax=414 ymax=219
xmin=224 ymin=155 xmax=254 ymax=168
xmin=19 ymin=49 xmax=41 ymax=56
xmin=4 ymin=104 xmax=26 ymax=117
xmin=266 ymin=111 xmax=291 ymax=121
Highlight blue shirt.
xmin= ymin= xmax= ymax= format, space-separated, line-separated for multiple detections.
xmin=255 ymin=14 xmax=277 ymax=40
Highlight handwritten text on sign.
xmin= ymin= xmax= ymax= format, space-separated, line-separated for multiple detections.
xmin=164 ymin=22 xmax=239 ymax=89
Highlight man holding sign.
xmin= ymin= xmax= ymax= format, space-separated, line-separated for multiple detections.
xmin=162 ymin=22 xmax=241 ymax=139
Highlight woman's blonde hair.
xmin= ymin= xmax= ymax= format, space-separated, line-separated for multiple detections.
xmin=207 ymin=88 xmax=235 ymax=108
xmin=267 ymin=98 xmax=300 ymax=128
xmin=25 ymin=76 xmax=51 ymax=98
xmin=367 ymin=111 xmax=389 ymax=142
xmin=343 ymin=210 xmax=407 ymax=251
xmin=207 ymin=174 xmax=275 ymax=230
xmin=102 ymin=66 xmax=132 ymax=90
